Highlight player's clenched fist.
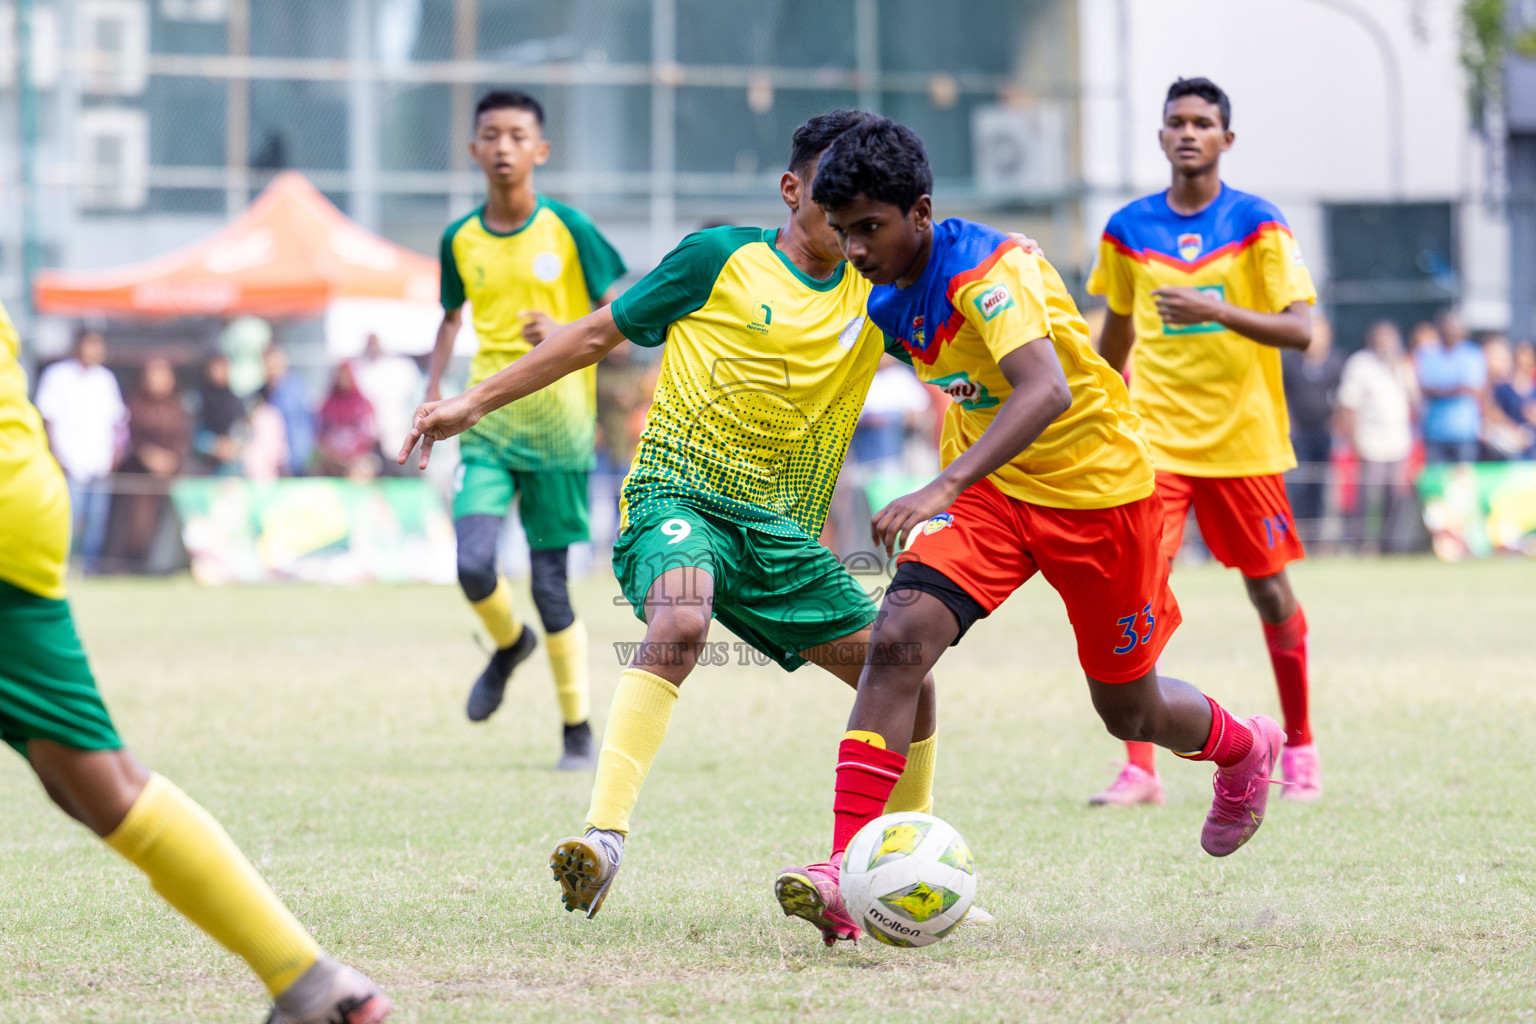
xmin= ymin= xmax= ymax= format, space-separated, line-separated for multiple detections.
xmin=397 ymin=393 xmax=482 ymax=469
xmin=1152 ymin=285 xmax=1223 ymax=325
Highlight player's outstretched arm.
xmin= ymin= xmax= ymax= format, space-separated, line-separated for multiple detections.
xmin=1153 ymin=289 xmax=1311 ymax=351
xmin=1098 ymin=308 xmax=1137 ymax=373
xmin=871 ymin=340 xmax=1071 ymax=553
xmin=424 ymin=306 xmax=463 ymax=402
xmin=398 ymin=305 xmax=627 ymax=469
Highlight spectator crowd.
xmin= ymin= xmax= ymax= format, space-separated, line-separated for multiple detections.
xmin=1282 ymin=309 xmax=1536 ymax=553
xmin=30 ymin=305 xmax=1536 ymax=573
xmin=33 ymin=327 xmax=427 ymax=572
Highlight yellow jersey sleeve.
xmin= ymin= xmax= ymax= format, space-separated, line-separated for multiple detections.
xmin=1085 ymin=238 xmax=1137 ymax=316
xmin=950 ymin=250 xmax=1053 ymax=365
xmin=0 ymin=301 xmax=72 ymax=599
xmin=1253 ymin=225 xmax=1317 ymax=312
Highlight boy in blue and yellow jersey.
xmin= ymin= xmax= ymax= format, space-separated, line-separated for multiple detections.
xmin=1086 ymin=77 xmax=1321 ymax=806
xmin=403 ymin=111 xmax=955 ymax=923
xmin=0 ymin=301 xmax=391 ymax=1023
xmin=776 ymin=118 xmax=1283 ymax=946
xmin=425 ymin=90 xmax=627 ymax=769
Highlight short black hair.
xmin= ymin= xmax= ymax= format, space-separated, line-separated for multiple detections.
xmin=1165 ymin=77 xmax=1231 ymax=129
xmin=810 ymin=116 xmax=933 ymax=214
xmin=475 ymin=89 xmax=544 ymax=127
xmin=788 ymin=109 xmax=875 ymax=177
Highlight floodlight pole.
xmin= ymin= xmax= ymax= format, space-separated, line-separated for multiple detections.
xmin=226 ymin=0 xmax=250 ymax=216
xmin=1299 ymin=0 xmax=1405 ymax=199
xmin=650 ymin=0 xmax=677 ymax=262
xmin=17 ymin=0 xmax=42 ymax=319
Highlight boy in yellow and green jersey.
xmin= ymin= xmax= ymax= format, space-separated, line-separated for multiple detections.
xmin=426 ymin=90 xmax=626 ymax=769
xmin=401 ymin=111 xmax=954 ymax=925
xmin=0 ymin=300 xmax=391 ymax=1023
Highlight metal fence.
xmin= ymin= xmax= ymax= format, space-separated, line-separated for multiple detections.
xmin=62 ymin=456 xmax=1444 ymax=582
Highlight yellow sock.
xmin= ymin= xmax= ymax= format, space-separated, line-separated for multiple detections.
xmin=844 ymin=730 xmax=887 ymax=749
xmin=585 ymin=668 xmax=679 ymax=834
xmin=470 ymin=577 xmax=523 ymax=650
xmin=886 ymin=733 xmax=936 ymax=815
xmin=546 ymin=620 xmax=591 ymax=725
xmin=104 ymin=774 xmax=321 ymax=997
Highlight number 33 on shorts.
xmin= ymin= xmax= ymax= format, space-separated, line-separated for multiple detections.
xmin=1113 ymin=603 xmax=1156 ymax=655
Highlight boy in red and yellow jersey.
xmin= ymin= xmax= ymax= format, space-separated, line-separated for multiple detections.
xmin=773 ymin=117 xmax=1283 ymax=947
xmin=1087 ymin=77 xmax=1320 ymax=806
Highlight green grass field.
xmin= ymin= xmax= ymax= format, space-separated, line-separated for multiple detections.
xmin=2 ymin=558 xmax=1533 ymax=1023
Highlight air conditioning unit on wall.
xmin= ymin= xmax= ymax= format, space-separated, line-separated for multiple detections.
xmin=79 ymin=107 xmax=149 ymax=211
xmin=161 ymin=0 xmax=227 ymax=20
xmin=79 ymin=0 xmax=149 ymax=97
xmin=971 ymin=103 xmax=1068 ymax=200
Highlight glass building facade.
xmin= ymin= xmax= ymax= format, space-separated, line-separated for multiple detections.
xmin=2 ymin=0 xmax=1081 ymax=324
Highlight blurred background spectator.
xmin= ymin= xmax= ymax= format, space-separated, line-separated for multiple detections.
xmin=1482 ymin=334 xmax=1536 ymax=460
xmin=1337 ymin=321 xmax=1419 ymax=553
xmin=823 ymin=356 xmax=942 ymax=559
xmin=350 ymin=333 xmax=423 ymax=473
xmin=592 ymin=341 xmax=653 ymax=556
xmin=34 ymin=328 xmax=126 ymax=572
xmin=106 ymin=357 xmax=189 ymax=567
xmin=192 ymin=353 xmax=247 ymax=475
xmin=1498 ymin=341 xmax=1536 ymax=454
xmin=1283 ymin=314 xmax=1343 ymax=540
xmin=851 ymin=354 xmax=935 ymax=470
xmin=1415 ymin=311 xmax=1486 ymax=464
xmin=242 ymin=387 xmax=292 ymax=481
xmin=262 ymin=345 xmax=315 ymax=476
xmin=316 ymin=362 xmax=380 ymax=479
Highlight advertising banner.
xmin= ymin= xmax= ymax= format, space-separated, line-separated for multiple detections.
xmin=1417 ymin=462 xmax=1536 ymax=561
xmin=170 ymin=477 xmax=456 ymax=584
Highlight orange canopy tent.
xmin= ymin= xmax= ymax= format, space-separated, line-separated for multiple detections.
xmin=34 ymin=173 xmax=439 ymax=318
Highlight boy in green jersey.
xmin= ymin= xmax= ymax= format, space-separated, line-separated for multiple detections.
xmin=426 ymin=90 xmax=626 ymax=769
xmin=402 ymin=111 xmax=950 ymax=924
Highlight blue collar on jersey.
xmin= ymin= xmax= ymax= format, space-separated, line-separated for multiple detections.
xmin=868 ymin=218 xmax=1017 ymax=365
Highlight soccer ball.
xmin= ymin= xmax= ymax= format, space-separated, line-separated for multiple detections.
xmin=839 ymin=812 xmax=977 ymax=947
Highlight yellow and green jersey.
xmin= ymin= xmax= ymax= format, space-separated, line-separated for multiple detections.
xmin=0 ymin=300 xmax=71 ymax=599
xmin=610 ymin=226 xmax=883 ymax=539
xmin=440 ymin=195 xmax=626 ymax=471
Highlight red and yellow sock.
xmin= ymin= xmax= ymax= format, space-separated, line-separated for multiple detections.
xmin=1175 ymin=696 xmax=1254 ymax=769
xmin=1262 ymin=606 xmax=1311 ymax=747
xmin=832 ymin=732 xmax=906 ymax=857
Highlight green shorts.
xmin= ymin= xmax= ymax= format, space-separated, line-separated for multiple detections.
xmin=0 ymin=580 xmax=122 ymax=758
xmin=452 ymin=461 xmax=590 ymax=550
xmin=612 ymin=501 xmax=878 ymax=671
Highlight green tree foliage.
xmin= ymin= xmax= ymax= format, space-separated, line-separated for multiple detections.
xmin=1462 ymin=0 xmax=1536 ymax=127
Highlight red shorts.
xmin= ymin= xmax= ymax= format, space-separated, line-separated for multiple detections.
xmin=1156 ymin=471 xmax=1305 ymax=577
xmin=896 ymin=478 xmax=1181 ymax=684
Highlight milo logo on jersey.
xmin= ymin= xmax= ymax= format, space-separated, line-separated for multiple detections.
xmin=929 ymin=371 xmax=999 ymax=410
xmin=973 ymin=283 xmax=1015 ymax=321
xmin=1162 ymin=284 xmax=1227 ymax=335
